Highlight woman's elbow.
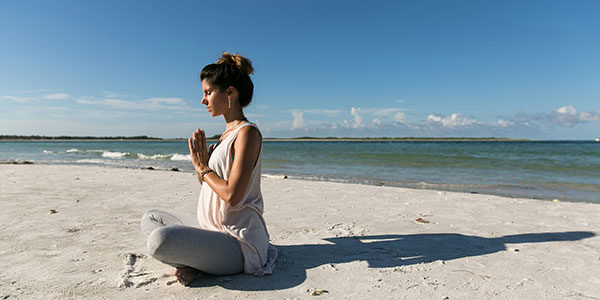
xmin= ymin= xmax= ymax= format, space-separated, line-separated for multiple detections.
xmin=222 ymin=192 xmax=243 ymax=206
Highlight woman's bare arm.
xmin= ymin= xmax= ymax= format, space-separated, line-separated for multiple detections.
xmin=191 ymin=126 xmax=261 ymax=206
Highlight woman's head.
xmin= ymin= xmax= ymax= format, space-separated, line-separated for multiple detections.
xmin=200 ymin=52 xmax=254 ymax=108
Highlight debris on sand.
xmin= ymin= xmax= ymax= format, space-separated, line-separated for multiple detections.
xmin=307 ymin=288 xmax=328 ymax=296
xmin=415 ymin=217 xmax=429 ymax=224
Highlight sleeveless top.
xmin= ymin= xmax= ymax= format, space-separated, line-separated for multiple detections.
xmin=197 ymin=122 xmax=277 ymax=276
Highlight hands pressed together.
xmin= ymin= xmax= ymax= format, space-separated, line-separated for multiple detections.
xmin=188 ymin=129 xmax=215 ymax=180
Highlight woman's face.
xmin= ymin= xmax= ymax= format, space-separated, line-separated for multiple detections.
xmin=201 ymin=79 xmax=228 ymax=117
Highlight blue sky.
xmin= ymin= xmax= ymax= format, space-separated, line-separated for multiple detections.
xmin=1 ymin=0 xmax=599 ymax=139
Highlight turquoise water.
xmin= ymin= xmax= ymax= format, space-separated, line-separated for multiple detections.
xmin=1 ymin=140 xmax=599 ymax=203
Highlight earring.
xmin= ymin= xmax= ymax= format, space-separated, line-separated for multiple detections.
xmin=228 ymin=98 xmax=231 ymax=109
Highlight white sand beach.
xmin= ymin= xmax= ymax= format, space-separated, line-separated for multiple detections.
xmin=1 ymin=164 xmax=599 ymax=299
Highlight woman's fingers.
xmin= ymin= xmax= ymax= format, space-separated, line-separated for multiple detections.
xmin=190 ymin=129 xmax=202 ymax=159
xmin=200 ymin=130 xmax=209 ymax=164
xmin=189 ymin=129 xmax=210 ymax=165
xmin=200 ymin=130 xmax=206 ymax=154
xmin=194 ymin=130 xmax=202 ymax=154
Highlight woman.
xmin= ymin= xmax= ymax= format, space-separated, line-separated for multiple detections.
xmin=140 ymin=52 xmax=277 ymax=285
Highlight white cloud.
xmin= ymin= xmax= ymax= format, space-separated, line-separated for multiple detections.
xmin=104 ymin=99 xmax=137 ymax=109
xmin=42 ymin=93 xmax=70 ymax=100
xmin=2 ymin=92 xmax=70 ymax=102
xmin=347 ymin=107 xmax=408 ymax=126
xmin=427 ymin=113 xmax=478 ymax=127
xmin=239 ymin=104 xmax=600 ymax=138
xmin=0 ymin=118 xmax=218 ymax=138
xmin=350 ymin=107 xmax=363 ymax=128
xmin=102 ymin=91 xmax=133 ymax=98
xmin=497 ymin=119 xmax=513 ymax=127
xmin=394 ymin=112 xmax=406 ymax=123
xmin=291 ymin=111 xmax=305 ymax=129
xmin=355 ymin=107 xmax=406 ymax=117
xmin=75 ymin=98 xmax=97 ymax=105
xmin=1 ymin=95 xmax=31 ymax=103
xmin=580 ymin=111 xmax=600 ymax=122
xmin=289 ymin=109 xmax=342 ymax=116
xmin=289 ymin=109 xmax=342 ymax=130
xmin=7 ymin=88 xmax=599 ymax=139
xmin=556 ymin=105 xmax=577 ymax=115
xmin=145 ymin=97 xmax=185 ymax=105
xmin=287 ymin=106 xmax=405 ymax=131
xmin=76 ymin=97 xmax=193 ymax=111
xmin=537 ymin=105 xmax=600 ymax=127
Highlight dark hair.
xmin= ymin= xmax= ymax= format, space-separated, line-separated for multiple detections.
xmin=200 ymin=52 xmax=254 ymax=108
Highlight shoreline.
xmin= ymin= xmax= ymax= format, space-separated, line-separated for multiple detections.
xmin=1 ymin=159 xmax=596 ymax=204
xmin=1 ymin=164 xmax=599 ymax=299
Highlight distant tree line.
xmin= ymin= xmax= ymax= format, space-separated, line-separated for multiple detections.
xmin=0 ymin=135 xmax=162 ymax=140
xmin=264 ymin=136 xmax=523 ymax=141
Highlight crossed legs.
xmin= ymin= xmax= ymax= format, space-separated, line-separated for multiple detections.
xmin=140 ymin=209 xmax=244 ymax=284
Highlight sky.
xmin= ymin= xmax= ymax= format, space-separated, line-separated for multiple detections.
xmin=1 ymin=0 xmax=599 ymax=139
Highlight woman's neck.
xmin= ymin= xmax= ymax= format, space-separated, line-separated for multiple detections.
xmin=223 ymin=108 xmax=247 ymax=130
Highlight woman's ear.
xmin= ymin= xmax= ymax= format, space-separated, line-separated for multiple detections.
xmin=227 ymin=86 xmax=238 ymax=97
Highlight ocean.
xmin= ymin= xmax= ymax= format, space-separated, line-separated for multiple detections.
xmin=1 ymin=140 xmax=598 ymax=204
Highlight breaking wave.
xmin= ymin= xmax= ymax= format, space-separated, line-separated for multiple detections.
xmin=58 ymin=148 xmax=189 ymax=161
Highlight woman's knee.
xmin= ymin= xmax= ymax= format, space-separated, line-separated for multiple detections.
xmin=146 ymin=225 xmax=178 ymax=259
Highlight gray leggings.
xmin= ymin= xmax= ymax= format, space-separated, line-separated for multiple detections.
xmin=140 ymin=209 xmax=244 ymax=275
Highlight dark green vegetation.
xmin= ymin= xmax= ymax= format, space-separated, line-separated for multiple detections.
xmin=264 ymin=137 xmax=528 ymax=142
xmin=0 ymin=135 xmax=161 ymax=141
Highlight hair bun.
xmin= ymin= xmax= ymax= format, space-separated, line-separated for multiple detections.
xmin=217 ymin=52 xmax=254 ymax=76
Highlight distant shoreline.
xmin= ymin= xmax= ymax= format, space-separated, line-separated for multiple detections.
xmin=0 ymin=135 xmax=530 ymax=142
xmin=262 ymin=137 xmax=529 ymax=142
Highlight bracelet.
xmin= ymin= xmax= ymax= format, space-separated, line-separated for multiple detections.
xmin=199 ymin=169 xmax=214 ymax=181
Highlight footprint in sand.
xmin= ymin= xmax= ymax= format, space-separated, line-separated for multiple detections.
xmin=116 ymin=253 xmax=158 ymax=288
xmin=327 ymin=222 xmax=367 ymax=237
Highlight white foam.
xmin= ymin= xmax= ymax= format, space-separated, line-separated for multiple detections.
xmin=102 ymin=151 xmax=129 ymax=158
xmin=171 ymin=154 xmax=191 ymax=161
xmin=138 ymin=153 xmax=171 ymax=160
xmin=67 ymin=149 xmax=104 ymax=154
xmin=43 ymin=150 xmax=56 ymax=154
xmin=151 ymin=154 xmax=171 ymax=160
xmin=76 ymin=159 xmax=106 ymax=164
xmin=138 ymin=153 xmax=151 ymax=160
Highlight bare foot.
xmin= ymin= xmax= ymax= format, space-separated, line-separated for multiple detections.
xmin=174 ymin=267 xmax=200 ymax=285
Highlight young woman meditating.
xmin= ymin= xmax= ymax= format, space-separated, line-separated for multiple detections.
xmin=141 ymin=52 xmax=277 ymax=285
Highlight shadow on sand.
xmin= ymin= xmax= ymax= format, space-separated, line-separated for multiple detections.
xmin=188 ymin=231 xmax=595 ymax=290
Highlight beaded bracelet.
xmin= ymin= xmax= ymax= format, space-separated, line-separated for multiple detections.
xmin=199 ymin=169 xmax=214 ymax=181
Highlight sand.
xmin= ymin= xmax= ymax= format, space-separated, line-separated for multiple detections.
xmin=0 ymin=164 xmax=599 ymax=300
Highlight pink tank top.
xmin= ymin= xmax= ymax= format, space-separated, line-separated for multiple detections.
xmin=197 ymin=122 xmax=277 ymax=275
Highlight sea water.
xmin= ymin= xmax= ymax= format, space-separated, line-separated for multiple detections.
xmin=1 ymin=140 xmax=598 ymax=203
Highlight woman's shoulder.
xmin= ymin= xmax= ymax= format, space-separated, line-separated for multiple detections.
xmin=232 ymin=123 xmax=262 ymax=157
xmin=237 ymin=123 xmax=262 ymax=142
xmin=231 ymin=122 xmax=262 ymax=147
